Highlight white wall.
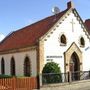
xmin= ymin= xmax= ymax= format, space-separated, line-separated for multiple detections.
xmin=43 ymin=11 xmax=90 ymax=73
xmin=0 ymin=49 xmax=37 ymax=76
xmin=83 ymin=48 xmax=90 ymax=71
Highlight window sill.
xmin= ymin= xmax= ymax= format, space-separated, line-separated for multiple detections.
xmin=60 ymin=43 xmax=66 ymax=46
xmin=80 ymin=45 xmax=85 ymax=48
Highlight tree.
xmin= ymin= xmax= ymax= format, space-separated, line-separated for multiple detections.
xmin=42 ymin=62 xmax=62 ymax=84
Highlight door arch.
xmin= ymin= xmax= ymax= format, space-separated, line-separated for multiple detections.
xmin=64 ymin=42 xmax=82 ymax=72
xmin=70 ymin=52 xmax=80 ymax=80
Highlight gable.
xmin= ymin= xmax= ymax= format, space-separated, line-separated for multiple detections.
xmin=40 ymin=8 xmax=90 ymax=43
xmin=73 ymin=9 xmax=90 ymax=39
xmin=65 ymin=42 xmax=82 ymax=54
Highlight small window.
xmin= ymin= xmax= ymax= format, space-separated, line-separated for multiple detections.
xmin=60 ymin=34 xmax=67 ymax=46
xmin=80 ymin=37 xmax=85 ymax=47
xmin=11 ymin=57 xmax=15 ymax=76
xmin=24 ymin=56 xmax=31 ymax=76
xmin=1 ymin=58 xmax=5 ymax=75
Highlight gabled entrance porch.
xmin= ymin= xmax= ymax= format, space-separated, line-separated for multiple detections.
xmin=64 ymin=42 xmax=82 ymax=81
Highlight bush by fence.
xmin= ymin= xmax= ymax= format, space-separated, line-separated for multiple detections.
xmin=42 ymin=62 xmax=62 ymax=84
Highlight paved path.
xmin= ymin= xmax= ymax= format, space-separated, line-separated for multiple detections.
xmin=40 ymin=80 xmax=90 ymax=90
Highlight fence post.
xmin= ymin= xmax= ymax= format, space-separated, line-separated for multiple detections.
xmin=13 ymin=77 xmax=16 ymax=90
xmin=89 ymin=71 xmax=90 ymax=78
xmin=39 ymin=74 xmax=42 ymax=87
xmin=68 ymin=71 xmax=72 ymax=83
xmin=37 ymin=75 xmax=40 ymax=89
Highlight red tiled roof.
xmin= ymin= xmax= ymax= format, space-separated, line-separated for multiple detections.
xmin=85 ymin=19 xmax=90 ymax=34
xmin=0 ymin=9 xmax=68 ymax=52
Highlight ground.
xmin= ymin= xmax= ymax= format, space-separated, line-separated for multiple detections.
xmin=40 ymin=80 xmax=90 ymax=90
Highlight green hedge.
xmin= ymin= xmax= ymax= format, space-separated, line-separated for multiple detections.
xmin=0 ymin=75 xmax=32 ymax=78
xmin=42 ymin=62 xmax=62 ymax=84
xmin=0 ymin=75 xmax=12 ymax=78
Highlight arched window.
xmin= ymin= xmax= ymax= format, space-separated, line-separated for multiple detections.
xmin=80 ymin=37 xmax=85 ymax=47
xmin=60 ymin=34 xmax=66 ymax=45
xmin=10 ymin=57 xmax=15 ymax=76
xmin=1 ymin=58 xmax=5 ymax=74
xmin=24 ymin=56 xmax=31 ymax=76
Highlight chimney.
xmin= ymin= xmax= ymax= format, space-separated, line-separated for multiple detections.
xmin=67 ymin=1 xmax=74 ymax=9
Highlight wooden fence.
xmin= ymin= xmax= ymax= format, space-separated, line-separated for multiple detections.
xmin=0 ymin=77 xmax=38 ymax=90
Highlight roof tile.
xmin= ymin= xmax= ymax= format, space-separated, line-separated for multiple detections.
xmin=85 ymin=19 xmax=90 ymax=34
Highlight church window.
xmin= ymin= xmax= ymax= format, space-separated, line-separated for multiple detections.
xmin=24 ymin=56 xmax=31 ymax=76
xmin=60 ymin=34 xmax=67 ymax=45
xmin=80 ymin=37 xmax=85 ymax=47
xmin=10 ymin=57 xmax=15 ymax=76
xmin=1 ymin=58 xmax=5 ymax=75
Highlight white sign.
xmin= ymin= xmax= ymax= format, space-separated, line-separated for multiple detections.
xmin=85 ymin=46 xmax=90 ymax=51
xmin=46 ymin=56 xmax=62 ymax=58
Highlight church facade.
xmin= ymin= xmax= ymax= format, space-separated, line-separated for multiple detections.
xmin=0 ymin=1 xmax=90 ymax=77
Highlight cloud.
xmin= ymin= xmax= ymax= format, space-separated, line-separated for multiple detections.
xmin=0 ymin=33 xmax=5 ymax=41
xmin=24 ymin=19 xmax=34 ymax=26
xmin=28 ymin=19 xmax=33 ymax=24
xmin=25 ymin=19 xmax=38 ymax=26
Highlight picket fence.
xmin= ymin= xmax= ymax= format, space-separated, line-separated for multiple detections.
xmin=0 ymin=77 xmax=38 ymax=90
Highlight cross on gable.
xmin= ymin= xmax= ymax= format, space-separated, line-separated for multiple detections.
xmin=70 ymin=19 xmax=75 ymax=32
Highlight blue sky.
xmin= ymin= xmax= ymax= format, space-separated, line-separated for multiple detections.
xmin=0 ymin=0 xmax=90 ymax=36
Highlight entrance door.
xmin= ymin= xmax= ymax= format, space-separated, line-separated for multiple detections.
xmin=69 ymin=52 xmax=80 ymax=81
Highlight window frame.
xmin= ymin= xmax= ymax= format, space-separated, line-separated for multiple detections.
xmin=60 ymin=34 xmax=67 ymax=46
xmin=10 ymin=57 xmax=16 ymax=76
xmin=24 ymin=56 xmax=31 ymax=76
xmin=80 ymin=37 xmax=85 ymax=47
xmin=1 ymin=57 xmax=5 ymax=75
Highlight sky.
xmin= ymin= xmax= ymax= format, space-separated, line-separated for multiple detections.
xmin=0 ymin=0 xmax=90 ymax=37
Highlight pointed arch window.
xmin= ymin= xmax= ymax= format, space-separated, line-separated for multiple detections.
xmin=24 ymin=56 xmax=31 ymax=76
xmin=1 ymin=58 xmax=5 ymax=75
xmin=10 ymin=57 xmax=15 ymax=76
xmin=80 ymin=37 xmax=85 ymax=47
xmin=60 ymin=34 xmax=67 ymax=46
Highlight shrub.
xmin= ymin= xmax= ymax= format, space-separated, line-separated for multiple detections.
xmin=42 ymin=62 xmax=62 ymax=84
xmin=0 ymin=74 xmax=12 ymax=78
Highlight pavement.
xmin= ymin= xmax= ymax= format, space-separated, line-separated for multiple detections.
xmin=40 ymin=80 xmax=90 ymax=90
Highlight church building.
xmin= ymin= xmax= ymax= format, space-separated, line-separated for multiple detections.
xmin=0 ymin=1 xmax=90 ymax=78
